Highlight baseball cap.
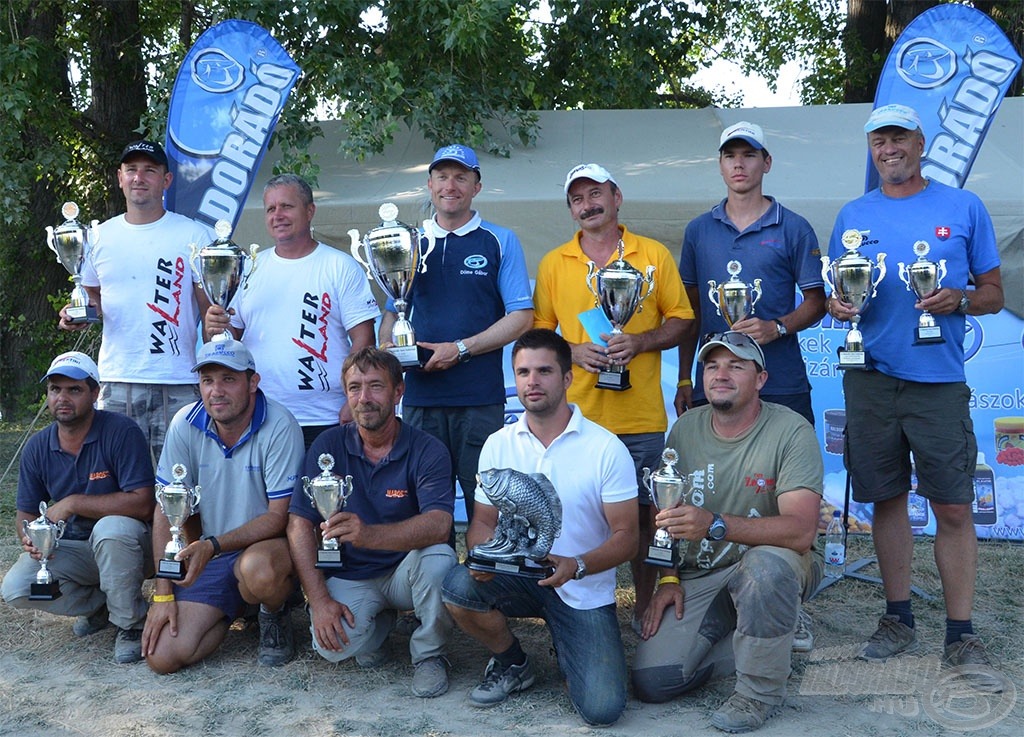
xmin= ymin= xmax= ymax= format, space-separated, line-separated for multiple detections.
xmin=429 ymin=144 xmax=480 ymax=173
xmin=864 ymin=104 xmax=923 ymax=133
xmin=42 ymin=351 xmax=100 ymax=383
xmin=120 ymin=140 xmax=169 ymax=167
xmin=697 ymin=332 xmax=766 ymax=371
xmin=563 ymin=163 xmax=618 ymax=194
xmin=719 ymin=122 xmax=766 ymax=151
xmin=191 ymin=339 xmax=256 ymax=373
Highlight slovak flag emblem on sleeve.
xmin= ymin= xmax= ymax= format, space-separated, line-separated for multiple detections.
xmin=935 ymin=226 xmax=951 ymax=240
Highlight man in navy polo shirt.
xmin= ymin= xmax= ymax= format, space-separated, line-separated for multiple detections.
xmin=2 ymin=351 xmax=155 ymax=664
xmin=379 ymin=144 xmax=533 ymax=523
xmin=287 ymin=347 xmax=457 ymax=698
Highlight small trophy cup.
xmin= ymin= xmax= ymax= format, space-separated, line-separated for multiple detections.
xmin=302 ymin=454 xmax=354 ymax=569
xmin=643 ymin=449 xmax=691 ymax=569
xmin=350 ymin=204 xmax=437 ymax=369
xmin=898 ymin=240 xmax=947 ymax=345
xmin=584 ymin=240 xmax=655 ymax=391
xmin=155 ymin=464 xmax=202 ymax=580
xmin=46 ymin=202 xmax=100 ymax=324
xmin=468 ymin=469 xmax=562 ymax=579
xmin=821 ymin=229 xmax=887 ymax=370
xmin=707 ymin=260 xmax=762 ymax=327
xmin=191 ymin=220 xmax=259 ymax=341
xmin=22 ymin=502 xmax=66 ymax=600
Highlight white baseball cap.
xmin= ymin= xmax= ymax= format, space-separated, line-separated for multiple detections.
xmin=564 ymin=163 xmax=619 ymax=194
xmin=191 ymin=339 xmax=257 ymax=372
xmin=42 ymin=351 xmax=100 ymax=383
xmin=719 ymin=121 xmax=766 ymax=151
xmin=864 ymin=104 xmax=923 ymax=133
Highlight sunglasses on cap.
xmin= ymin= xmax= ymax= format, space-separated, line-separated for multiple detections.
xmin=699 ymin=331 xmax=766 ymax=368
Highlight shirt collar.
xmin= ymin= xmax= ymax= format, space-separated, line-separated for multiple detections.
xmin=426 ymin=211 xmax=481 ymax=238
xmin=711 ymin=196 xmax=780 ymax=231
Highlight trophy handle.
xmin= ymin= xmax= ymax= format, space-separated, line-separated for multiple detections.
xmin=636 ymin=265 xmax=656 ymax=313
xmin=820 ymin=257 xmax=833 ymax=292
xmin=189 ymin=243 xmax=204 ymax=289
xmin=750 ymin=279 xmax=763 ymax=311
xmin=871 ymin=253 xmax=887 ymax=298
xmin=897 ymin=263 xmax=912 ymax=290
xmin=20 ymin=519 xmax=29 ymax=539
xmin=707 ymin=280 xmax=722 ymax=316
xmin=585 ymin=262 xmax=599 ymax=301
xmin=245 ymin=244 xmax=260 ymax=281
xmin=189 ymin=485 xmax=202 ymax=512
xmin=45 ymin=226 xmax=60 ymax=260
xmin=419 ymin=221 xmax=436 ymax=274
xmin=89 ymin=220 xmax=100 ymax=246
xmin=55 ymin=520 xmax=66 ymax=540
xmin=936 ymin=259 xmax=947 ymax=286
xmin=641 ymin=467 xmax=653 ymax=494
xmin=340 ymin=475 xmax=354 ymax=506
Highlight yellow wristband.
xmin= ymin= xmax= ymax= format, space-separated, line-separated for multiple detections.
xmin=677 ymin=379 xmax=692 ymax=388
xmin=152 ymin=594 xmax=175 ymax=603
xmin=658 ymin=575 xmax=681 ymax=586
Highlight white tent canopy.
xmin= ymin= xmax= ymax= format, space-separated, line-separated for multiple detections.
xmin=233 ymin=100 xmax=1024 ymax=314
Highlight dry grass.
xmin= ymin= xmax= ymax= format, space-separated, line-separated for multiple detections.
xmin=1 ymin=422 xmax=1022 ymax=737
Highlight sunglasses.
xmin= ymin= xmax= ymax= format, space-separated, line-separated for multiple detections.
xmin=700 ymin=331 xmax=766 ymax=367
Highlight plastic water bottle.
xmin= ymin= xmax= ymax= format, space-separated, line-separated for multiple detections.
xmin=824 ymin=510 xmax=846 ymax=579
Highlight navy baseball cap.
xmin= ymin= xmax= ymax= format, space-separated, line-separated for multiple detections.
xmin=120 ymin=140 xmax=168 ymax=167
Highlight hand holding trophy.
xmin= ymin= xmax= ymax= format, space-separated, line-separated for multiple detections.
xmin=643 ymin=449 xmax=692 ymax=569
xmin=46 ymin=202 xmax=100 ymax=324
xmin=822 ymin=229 xmax=887 ymax=369
xmin=190 ymin=220 xmax=259 ymax=341
xmin=707 ymin=260 xmax=762 ymax=327
xmin=22 ymin=501 xmax=66 ymax=600
xmin=155 ymin=464 xmax=202 ymax=580
xmin=898 ymin=240 xmax=947 ymax=345
xmin=302 ymin=454 xmax=354 ymax=569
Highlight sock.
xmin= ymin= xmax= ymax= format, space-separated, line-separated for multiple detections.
xmin=886 ymin=600 xmax=914 ymax=629
xmin=945 ymin=618 xmax=974 ymax=646
xmin=494 ymin=637 xmax=527 ymax=669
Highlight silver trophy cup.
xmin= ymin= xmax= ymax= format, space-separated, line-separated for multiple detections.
xmin=155 ymin=464 xmax=202 ymax=580
xmin=821 ymin=229 xmax=887 ymax=370
xmin=302 ymin=454 xmax=354 ymax=569
xmin=191 ymin=220 xmax=259 ymax=341
xmin=584 ymin=240 xmax=655 ymax=391
xmin=350 ymin=204 xmax=437 ymax=369
xmin=46 ymin=202 xmax=100 ymax=324
xmin=898 ymin=240 xmax=947 ymax=345
xmin=707 ymin=260 xmax=762 ymax=327
xmin=22 ymin=502 xmax=66 ymax=600
xmin=643 ymin=449 xmax=691 ymax=569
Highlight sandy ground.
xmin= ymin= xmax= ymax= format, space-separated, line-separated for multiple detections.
xmin=1 ymin=535 xmax=1021 ymax=737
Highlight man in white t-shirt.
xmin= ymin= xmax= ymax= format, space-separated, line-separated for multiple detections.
xmin=205 ymin=174 xmax=379 ymax=448
xmin=60 ymin=140 xmax=214 ymax=463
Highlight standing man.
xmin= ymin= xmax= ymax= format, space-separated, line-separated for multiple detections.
xmin=1 ymin=352 xmax=155 ymax=664
xmin=379 ymin=144 xmax=533 ymax=522
xmin=676 ymin=122 xmax=826 ymax=425
xmin=287 ymin=348 xmax=457 ymax=698
xmin=442 ymin=329 xmax=637 ymax=726
xmin=633 ymin=332 xmax=823 ymax=733
xmin=142 ymin=339 xmax=304 ymax=672
xmin=533 ymin=163 xmax=692 ymax=624
xmin=828 ymin=104 xmax=1003 ymax=688
xmin=61 ymin=140 xmax=214 ymax=463
xmin=205 ymin=174 xmax=379 ymax=447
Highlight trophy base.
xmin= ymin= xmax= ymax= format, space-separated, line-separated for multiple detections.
xmin=65 ymin=305 xmax=100 ymax=325
xmin=389 ymin=344 xmax=421 ymax=370
xmin=156 ymin=559 xmax=186 ymax=581
xmin=596 ymin=368 xmax=631 ymax=391
xmin=315 ymin=549 xmax=345 ymax=569
xmin=913 ymin=326 xmax=945 ymax=345
xmin=467 ymin=556 xmax=553 ymax=580
xmin=837 ymin=348 xmax=867 ymax=370
xmin=29 ymin=580 xmax=62 ymax=600
xmin=644 ymin=545 xmax=679 ymax=569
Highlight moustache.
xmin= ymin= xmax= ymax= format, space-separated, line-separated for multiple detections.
xmin=580 ymin=206 xmax=605 ymax=220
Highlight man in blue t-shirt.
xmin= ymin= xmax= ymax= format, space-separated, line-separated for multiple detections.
xmin=379 ymin=144 xmax=533 ymax=522
xmin=677 ymin=122 xmax=826 ymax=425
xmin=287 ymin=347 xmax=457 ymax=698
xmin=828 ymin=104 xmax=1004 ymax=692
xmin=1 ymin=351 xmax=155 ymax=664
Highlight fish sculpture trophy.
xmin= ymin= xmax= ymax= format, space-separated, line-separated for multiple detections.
xmin=467 ymin=468 xmax=562 ymax=579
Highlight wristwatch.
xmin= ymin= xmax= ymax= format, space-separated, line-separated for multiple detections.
xmin=706 ymin=513 xmax=727 ymax=541
xmin=774 ymin=319 xmax=788 ymax=337
xmin=956 ymin=290 xmax=970 ymax=315
xmin=573 ymin=555 xmax=587 ymax=580
xmin=455 ymin=339 xmax=472 ymax=363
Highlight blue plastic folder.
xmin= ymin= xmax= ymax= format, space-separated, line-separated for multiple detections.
xmin=578 ymin=307 xmax=614 ymax=347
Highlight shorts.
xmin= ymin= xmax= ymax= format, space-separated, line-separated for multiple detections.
xmin=843 ymin=370 xmax=976 ymax=504
xmin=618 ymin=432 xmax=665 ymax=506
xmin=99 ymin=382 xmax=199 ymax=459
xmin=174 ymin=551 xmax=245 ymax=620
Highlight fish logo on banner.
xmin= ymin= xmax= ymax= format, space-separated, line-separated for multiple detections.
xmin=866 ymin=4 xmax=1021 ymax=193
xmin=165 ymin=20 xmax=301 ymax=229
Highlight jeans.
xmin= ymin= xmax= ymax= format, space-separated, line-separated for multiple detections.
xmin=442 ymin=564 xmax=627 ymax=726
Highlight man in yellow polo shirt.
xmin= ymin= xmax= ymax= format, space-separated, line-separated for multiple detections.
xmin=533 ymin=163 xmax=694 ymax=626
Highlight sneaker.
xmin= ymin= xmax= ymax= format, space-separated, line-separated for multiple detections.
xmin=792 ymin=608 xmax=814 ymax=653
xmin=859 ymin=614 xmax=920 ymax=661
xmin=469 ymin=656 xmax=536 ymax=708
xmin=73 ymin=604 xmax=109 ymax=637
xmin=943 ymin=634 xmax=1005 ymax=693
xmin=355 ymin=645 xmax=388 ymax=668
xmin=411 ymin=655 xmax=450 ymax=698
xmin=257 ymin=607 xmax=295 ymax=667
xmin=395 ymin=612 xmax=421 ymax=637
xmin=710 ymin=692 xmax=780 ymax=733
xmin=113 ymin=628 xmax=143 ymax=664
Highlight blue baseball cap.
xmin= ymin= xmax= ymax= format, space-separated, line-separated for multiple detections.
xmin=864 ymin=104 xmax=923 ymax=133
xmin=429 ymin=144 xmax=480 ymax=173
xmin=192 ymin=339 xmax=256 ymax=372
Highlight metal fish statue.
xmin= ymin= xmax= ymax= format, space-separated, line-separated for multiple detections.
xmin=472 ymin=468 xmax=562 ymax=564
